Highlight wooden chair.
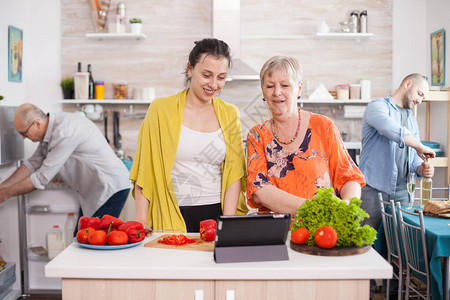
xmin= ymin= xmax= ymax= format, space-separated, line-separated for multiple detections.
xmin=396 ymin=203 xmax=431 ymax=299
xmin=379 ymin=194 xmax=404 ymax=300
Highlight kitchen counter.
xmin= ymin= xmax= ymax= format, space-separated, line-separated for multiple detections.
xmin=45 ymin=233 xmax=392 ymax=300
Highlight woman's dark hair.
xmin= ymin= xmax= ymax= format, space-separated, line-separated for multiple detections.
xmin=184 ymin=38 xmax=231 ymax=86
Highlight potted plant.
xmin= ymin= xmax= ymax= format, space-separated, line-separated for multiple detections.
xmin=129 ymin=18 xmax=143 ymax=34
xmin=60 ymin=77 xmax=74 ymax=99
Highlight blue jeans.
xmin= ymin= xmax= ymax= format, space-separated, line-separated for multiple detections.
xmin=74 ymin=189 xmax=130 ymax=235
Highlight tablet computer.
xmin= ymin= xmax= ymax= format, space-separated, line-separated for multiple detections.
xmin=214 ymin=213 xmax=291 ymax=247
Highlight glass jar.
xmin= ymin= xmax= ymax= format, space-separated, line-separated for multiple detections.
xmin=359 ymin=78 xmax=371 ymax=100
xmin=108 ymin=14 xmax=126 ymax=34
xmin=349 ymin=84 xmax=361 ymax=99
xmin=113 ymin=81 xmax=128 ymax=99
xmin=74 ymin=72 xmax=89 ymax=100
xmin=336 ymin=84 xmax=350 ymax=100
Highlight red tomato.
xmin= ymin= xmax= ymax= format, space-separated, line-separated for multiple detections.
xmin=314 ymin=226 xmax=338 ymax=249
xmin=291 ymin=227 xmax=309 ymax=244
xmin=106 ymin=231 xmax=128 ymax=245
xmin=88 ymin=230 xmax=107 ymax=245
xmin=76 ymin=227 xmax=96 ymax=244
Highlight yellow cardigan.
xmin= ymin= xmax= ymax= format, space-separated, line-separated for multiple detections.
xmin=130 ymin=89 xmax=248 ymax=232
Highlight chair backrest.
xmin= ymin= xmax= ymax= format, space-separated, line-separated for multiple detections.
xmin=379 ymin=194 xmax=402 ymax=265
xmin=414 ymin=184 xmax=450 ymax=201
xmin=396 ymin=203 xmax=430 ymax=287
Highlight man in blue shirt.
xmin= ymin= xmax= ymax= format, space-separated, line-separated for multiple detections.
xmin=360 ymin=73 xmax=435 ymax=230
xmin=360 ymin=73 xmax=435 ymax=300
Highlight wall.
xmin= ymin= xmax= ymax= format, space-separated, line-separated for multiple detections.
xmin=60 ymin=0 xmax=394 ymax=153
xmin=0 ymin=0 xmax=61 ymax=293
xmin=423 ymin=0 xmax=450 ymax=191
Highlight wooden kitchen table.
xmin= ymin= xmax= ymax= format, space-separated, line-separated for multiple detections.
xmin=45 ymin=233 xmax=392 ymax=300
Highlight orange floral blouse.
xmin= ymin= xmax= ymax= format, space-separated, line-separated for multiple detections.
xmin=246 ymin=111 xmax=365 ymax=212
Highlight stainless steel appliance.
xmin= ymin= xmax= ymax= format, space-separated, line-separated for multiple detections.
xmin=0 ymin=106 xmax=24 ymax=165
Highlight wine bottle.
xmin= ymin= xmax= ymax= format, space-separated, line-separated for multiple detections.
xmin=87 ymin=64 xmax=95 ymax=99
xmin=420 ymin=177 xmax=432 ymax=208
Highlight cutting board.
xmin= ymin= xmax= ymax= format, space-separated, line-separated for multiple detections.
xmin=290 ymin=241 xmax=371 ymax=256
xmin=144 ymin=235 xmax=214 ymax=252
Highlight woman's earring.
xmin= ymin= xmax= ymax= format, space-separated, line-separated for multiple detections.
xmin=297 ymin=96 xmax=301 ymax=99
xmin=262 ymin=97 xmax=266 ymax=102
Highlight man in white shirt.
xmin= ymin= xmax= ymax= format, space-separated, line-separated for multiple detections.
xmin=0 ymin=104 xmax=131 ymax=223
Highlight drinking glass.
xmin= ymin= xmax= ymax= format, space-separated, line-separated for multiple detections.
xmin=406 ymin=172 xmax=416 ymax=208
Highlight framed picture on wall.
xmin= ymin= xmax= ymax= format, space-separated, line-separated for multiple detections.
xmin=430 ymin=28 xmax=445 ymax=86
xmin=8 ymin=25 xmax=23 ymax=82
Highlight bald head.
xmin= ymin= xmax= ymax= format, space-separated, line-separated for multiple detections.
xmin=399 ymin=73 xmax=428 ymax=90
xmin=14 ymin=104 xmax=47 ymax=126
xmin=14 ymin=104 xmax=48 ymax=141
xmin=393 ymin=73 xmax=429 ymax=109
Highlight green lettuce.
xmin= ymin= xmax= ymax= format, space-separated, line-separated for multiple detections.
xmin=291 ymin=188 xmax=377 ymax=247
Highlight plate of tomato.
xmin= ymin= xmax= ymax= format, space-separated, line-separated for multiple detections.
xmin=72 ymin=237 xmax=144 ymax=250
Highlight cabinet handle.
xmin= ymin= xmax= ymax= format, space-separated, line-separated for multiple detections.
xmin=195 ymin=290 xmax=203 ymax=300
xmin=226 ymin=290 xmax=235 ymax=300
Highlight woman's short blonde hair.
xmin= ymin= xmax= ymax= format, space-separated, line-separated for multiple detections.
xmin=260 ymin=56 xmax=303 ymax=85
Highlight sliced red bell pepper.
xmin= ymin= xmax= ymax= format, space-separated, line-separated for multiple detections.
xmin=98 ymin=214 xmax=124 ymax=229
xmin=117 ymin=221 xmax=145 ymax=243
xmin=157 ymin=234 xmax=199 ymax=245
xmin=78 ymin=216 xmax=101 ymax=231
xmin=200 ymin=219 xmax=217 ymax=241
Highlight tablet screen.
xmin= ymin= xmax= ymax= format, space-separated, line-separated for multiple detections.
xmin=215 ymin=213 xmax=291 ymax=247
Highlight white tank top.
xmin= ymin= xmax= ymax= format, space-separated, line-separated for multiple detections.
xmin=171 ymin=125 xmax=226 ymax=206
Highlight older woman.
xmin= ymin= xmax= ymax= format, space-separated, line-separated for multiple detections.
xmin=246 ymin=56 xmax=365 ymax=215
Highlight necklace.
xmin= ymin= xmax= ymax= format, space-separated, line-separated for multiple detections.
xmin=271 ymin=108 xmax=301 ymax=145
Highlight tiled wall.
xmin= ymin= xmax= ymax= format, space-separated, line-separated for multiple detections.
xmin=61 ymin=0 xmax=392 ymax=152
xmin=61 ymin=0 xmax=392 ymax=220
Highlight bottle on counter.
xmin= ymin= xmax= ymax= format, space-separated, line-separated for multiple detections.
xmin=77 ymin=62 xmax=82 ymax=72
xmin=87 ymin=64 xmax=95 ymax=99
xmin=350 ymin=10 xmax=359 ymax=33
xmin=420 ymin=176 xmax=433 ymax=208
xmin=46 ymin=225 xmax=65 ymax=259
xmin=64 ymin=212 xmax=77 ymax=247
xmin=359 ymin=10 xmax=367 ymax=33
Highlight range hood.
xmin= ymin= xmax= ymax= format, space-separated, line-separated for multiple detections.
xmin=213 ymin=0 xmax=259 ymax=81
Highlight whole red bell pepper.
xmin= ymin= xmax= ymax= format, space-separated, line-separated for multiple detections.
xmin=78 ymin=216 xmax=101 ymax=231
xmin=200 ymin=219 xmax=217 ymax=241
xmin=117 ymin=221 xmax=145 ymax=243
xmin=98 ymin=214 xmax=124 ymax=229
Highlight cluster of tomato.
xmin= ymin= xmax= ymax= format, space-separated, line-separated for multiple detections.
xmin=291 ymin=225 xmax=338 ymax=249
xmin=76 ymin=215 xmax=145 ymax=246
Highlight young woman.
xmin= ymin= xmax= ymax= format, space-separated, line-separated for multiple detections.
xmin=130 ymin=38 xmax=248 ymax=233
